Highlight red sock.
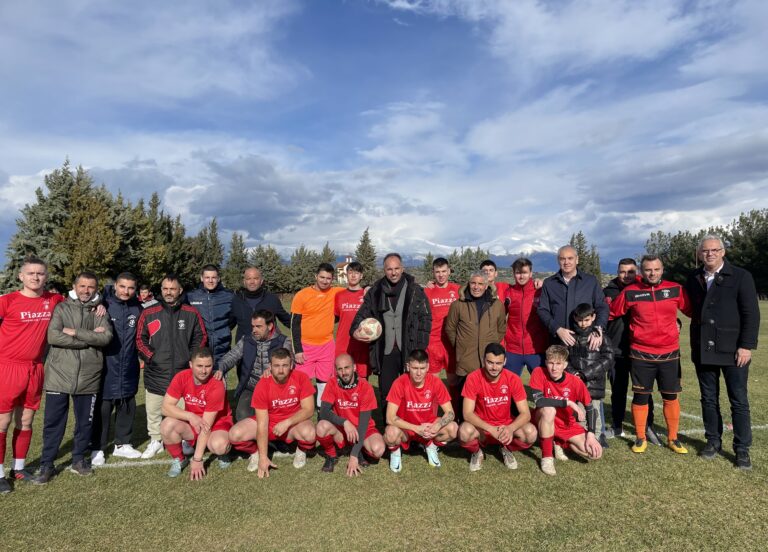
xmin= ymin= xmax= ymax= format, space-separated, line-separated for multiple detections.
xmin=505 ymin=439 xmax=529 ymax=452
xmin=461 ymin=439 xmax=480 ymax=454
xmin=317 ymin=435 xmax=337 ymax=458
xmin=231 ymin=440 xmax=258 ymax=455
xmin=12 ymin=428 xmax=32 ymax=461
xmin=165 ymin=442 xmax=185 ymax=461
xmin=297 ymin=440 xmax=315 ymax=452
xmin=0 ymin=431 xmax=6 ymax=463
xmin=541 ymin=436 xmax=554 ymax=458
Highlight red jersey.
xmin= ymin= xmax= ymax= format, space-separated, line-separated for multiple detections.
xmin=166 ymin=369 xmax=231 ymax=423
xmin=321 ymin=377 xmax=377 ymax=432
xmin=424 ymin=283 xmax=460 ymax=341
xmin=386 ymin=373 xmax=451 ymax=425
xmin=504 ymin=280 xmax=548 ymax=354
xmin=251 ymin=370 xmax=315 ymax=424
xmin=609 ymin=278 xmax=692 ymax=355
xmin=334 ymin=289 xmax=368 ymax=362
xmin=0 ymin=291 xmax=65 ymax=363
xmin=462 ymin=369 xmax=526 ymax=426
xmin=493 ymin=281 xmax=510 ymax=301
xmin=529 ymin=366 xmax=591 ymax=427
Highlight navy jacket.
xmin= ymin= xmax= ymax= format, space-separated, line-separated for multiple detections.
xmin=101 ymin=286 xmax=142 ymax=400
xmin=186 ymin=283 xmax=234 ymax=362
xmin=538 ymin=270 xmax=609 ymax=339
xmin=230 ymin=288 xmax=291 ymax=342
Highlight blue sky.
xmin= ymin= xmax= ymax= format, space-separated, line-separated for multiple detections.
xmin=1 ymin=0 xmax=767 ymax=269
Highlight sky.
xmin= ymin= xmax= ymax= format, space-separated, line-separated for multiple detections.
xmin=1 ymin=0 xmax=767 ymax=269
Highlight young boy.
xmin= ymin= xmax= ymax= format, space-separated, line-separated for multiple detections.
xmin=530 ymin=345 xmax=603 ymax=476
xmin=160 ymin=347 xmax=234 ymax=479
xmin=566 ymin=303 xmax=614 ymax=448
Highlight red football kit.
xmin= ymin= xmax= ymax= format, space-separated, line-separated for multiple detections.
xmin=462 ymin=369 xmax=526 ymax=427
xmin=166 ymin=369 xmax=233 ymax=439
xmin=321 ymin=377 xmax=378 ymax=441
xmin=387 ymin=373 xmax=451 ymax=448
xmin=334 ymin=289 xmax=370 ymax=377
xmin=251 ymin=370 xmax=315 ymax=441
xmin=0 ymin=291 xmax=65 ymax=412
xmin=529 ymin=366 xmax=590 ymax=443
xmin=424 ymin=283 xmax=460 ymax=373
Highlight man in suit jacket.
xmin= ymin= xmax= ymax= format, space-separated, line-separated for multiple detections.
xmin=685 ymin=235 xmax=760 ymax=470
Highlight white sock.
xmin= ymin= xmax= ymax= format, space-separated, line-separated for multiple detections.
xmin=316 ymin=382 xmax=326 ymax=408
xmin=13 ymin=458 xmax=25 ymax=470
xmin=0 ymin=465 xmax=5 ymax=478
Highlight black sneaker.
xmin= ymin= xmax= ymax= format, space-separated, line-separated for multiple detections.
xmin=735 ymin=450 xmax=752 ymax=471
xmin=0 ymin=478 xmax=11 ymax=494
xmin=31 ymin=466 xmax=56 ymax=485
xmin=699 ymin=442 xmax=721 ymax=460
xmin=646 ymin=426 xmax=662 ymax=446
xmin=69 ymin=460 xmax=93 ymax=476
xmin=321 ymin=456 xmax=338 ymax=473
xmin=9 ymin=469 xmax=34 ymax=482
xmin=599 ymin=434 xmax=609 ymax=449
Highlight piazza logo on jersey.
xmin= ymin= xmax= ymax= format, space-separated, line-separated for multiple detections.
xmin=341 ymin=300 xmax=362 ymax=311
xmin=431 ymin=295 xmax=457 ymax=307
xmin=272 ymin=397 xmax=299 ymax=408
xmin=184 ymin=392 xmax=207 ymax=408
xmin=406 ymin=400 xmax=432 ymax=410
xmin=336 ymin=399 xmax=359 ymax=409
xmin=483 ymin=396 xmax=509 ymax=406
xmin=19 ymin=310 xmax=53 ymax=321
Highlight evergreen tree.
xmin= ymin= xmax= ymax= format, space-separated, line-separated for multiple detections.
xmin=354 ymin=227 xmax=378 ymax=285
xmin=287 ymin=245 xmax=321 ymax=292
xmin=644 ymin=229 xmax=702 ymax=284
xmin=223 ymin=232 xmax=248 ymax=289
xmin=569 ymin=231 xmax=602 ymax=277
xmin=320 ymin=241 xmax=336 ymax=266
xmin=727 ymin=209 xmax=768 ymax=293
xmin=250 ymin=244 xmax=287 ymax=293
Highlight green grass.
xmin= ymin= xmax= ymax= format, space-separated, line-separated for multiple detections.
xmin=2 ymin=304 xmax=767 ymax=551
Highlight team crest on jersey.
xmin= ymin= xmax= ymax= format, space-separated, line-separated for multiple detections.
xmin=43 ymin=300 xmax=50 ymax=311
xmin=500 ymin=384 xmax=509 ymax=395
xmin=424 ymin=389 xmax=432 ymax=399
xmin=661 ymin=289 xmax=671 ymax=298
xmin=178 ymin=319 xmax=186 ymax=330
xmin=128 ymin=315 xmax=136 ymax=328
xmin=449 ymin=291 xmax=456 ymax=299
xmin=351 ymin=392 xmax=359 ymax=401
xmin=288 ymin=385 xmax=297 ymax=395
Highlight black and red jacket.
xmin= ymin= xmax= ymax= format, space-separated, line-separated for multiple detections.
xmin=503 ymin=280 xmax=548 ymax=355
xmin=609 ymin=277 xmax=692 ymax=355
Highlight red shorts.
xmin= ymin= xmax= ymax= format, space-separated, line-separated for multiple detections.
xmin=553 ymin=421 xmax=587 ymax=448
xmin=479 ymin=428 xmax=533 ymax=451
xmin=189 ymin=416 xmax=234 ymax=446
xmin=399 ymin=428 xmax=435 ymax=451
xmin=333 ymin=424 xmax=380 ymax=448
xmin=0 ymin=361 xmax=44 ymax=413
xmin=427 ymin=339 xmax=455 ymax=374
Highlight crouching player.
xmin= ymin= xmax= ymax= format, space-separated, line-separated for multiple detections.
xmin=160 ymin=348 xmax=233 ymax=479
xmin=228 ymin=348 xmax=316 ymax=478
xmin=530 ymin=345 xmax=602 ymax=476
xmin=459 ymin=343 xmax=537 ymax=471
xmin=316 ymin=354 xmax=385 ymax=476
xmin=384 ymin=349 xmax=458 ymax=472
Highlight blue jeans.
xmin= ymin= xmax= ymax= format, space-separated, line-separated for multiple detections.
xmin=505 ymin=353 xmax=544 ymax=376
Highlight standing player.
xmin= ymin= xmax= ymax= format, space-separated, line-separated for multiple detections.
xmin=291 ymin=263 xmax=345 ymax=404
xmin=0 ymin=257 xmax=65 ymax=493
xmin=480 ymin=260 xmax=510 ymax=301
xmin=459 ymin=343 xmax=538 ymax=471
xmin=228 ymin=348 xmax=316 ymax=478
xmin=504 ymin=258 xmax=549 ymax=376
xmin=530 ymin=345 xmax=603 ymax=476
xmin=423 ymin=258 xmax=461 ymax=410
xmin=316 ymin=354 xmax=386 ymax=476
xmin=160 ymin=348 xmax=234 ymax=479
xmin=334 ymin=262 xmax=370 ymax=378
xmin=384 ymin=349 xmax=458 ymax=472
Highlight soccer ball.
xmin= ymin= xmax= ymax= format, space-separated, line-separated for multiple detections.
xmin=358 ymin=317 xmax=382 ymax=341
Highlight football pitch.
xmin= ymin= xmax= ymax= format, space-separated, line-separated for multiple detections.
xmin=1 ymin=305 xmax=767 ymax=551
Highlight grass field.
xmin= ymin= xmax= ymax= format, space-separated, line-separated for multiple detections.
xmin=1 ymin=304 xmax=767 ymax=551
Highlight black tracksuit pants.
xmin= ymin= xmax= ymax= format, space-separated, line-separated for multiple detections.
xmin=90 ymin=396 xmax=137 ymax=451
xmin=40 ymin=392 xmax=97 ymax=468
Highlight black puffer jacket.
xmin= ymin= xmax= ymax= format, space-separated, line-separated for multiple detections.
xmin=565 ymin=326 xmax=614 ymax=400
xmin=351 ymin=272 xmax=431 ymax=374
xmin=603 ymin=278 xmax=631 ymax=357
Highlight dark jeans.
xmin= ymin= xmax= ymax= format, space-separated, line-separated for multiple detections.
xmin=91 ymin=396 xmax=137 ymax=450
xmin=610 ymin=356 xmax=654 ymax=428
xmin=41 ymin=392 xmax=97 ymax=468
xmin=695 ymin=362 xmax=752 ymax=452
xmin=235 ymin=388 xmax=255 ymax=422
xmin=504 ymin=353 xmax=543 ymax=376
xmin=379 ymin=349 xmax=402 ymax=418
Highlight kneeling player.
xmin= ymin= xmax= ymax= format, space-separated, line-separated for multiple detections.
xmin=384 ymin=349 xmax=458 ymax=472
xmin=316 ymin=354 xmax=385 ymax=476
xmin=459 ymin=343 xmax=537 ymax=471
xmin=160 ymin=348 xmax=233 ymax=480
xmin=530 ymin=345 xmax=602 ymax=476
xmin=228 ymin=348 xmax=316 ymax=478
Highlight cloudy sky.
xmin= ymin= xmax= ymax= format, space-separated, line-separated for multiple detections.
xmin=1 ymin=0 xmax=766 ymax=268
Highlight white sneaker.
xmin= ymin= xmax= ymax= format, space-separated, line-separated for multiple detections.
xmin=469 ymin=450 xmax=484 ymax=472
xmin=554 ymin=444 xmax=569 ymax=461
xmin=90 ymin=450 xmax=105 ymax=467
xmin=181 ymin=440 xmax=194 ymax=457
xmin=141 ymin=440 xmax=164 ymax=459
xmin=247 ymin=452 xmax=260 ymax=472
xmin=293 ymin=448 xmax=307 ymax=469
xmin=500 ymin=447 xmax=518 ymax=470
xmin=113 ymin=444 xmax=142 ymax=459
xmin=541 ymin=457 xmax=556 ymax=476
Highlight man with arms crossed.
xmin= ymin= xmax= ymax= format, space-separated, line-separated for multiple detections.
xmin=459 ymin=343 xmax=538 ymax=471
xmin=316 ymin=354 xmax=385 ymax=475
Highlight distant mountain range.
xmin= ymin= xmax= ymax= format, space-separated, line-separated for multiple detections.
xmin=335 ymin=250 xmax=560 ymax=272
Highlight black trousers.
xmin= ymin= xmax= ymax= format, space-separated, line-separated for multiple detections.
xmin=90 ymin=396 xmax=137 ymax=450
xmin=695 ymin=362 xmax=751 ymax=452
xmin=40 ymin=392 xmax=97 ymax=468
xmin=378 ymin=349 xmax=402 ymax=418
xmin=610 ymin=356 xmax=654 ymax=428
xmin=235 ymin=388 xmax=255 ymax=422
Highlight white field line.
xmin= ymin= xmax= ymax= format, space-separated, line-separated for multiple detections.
xmin=628 ymin=393 xmax=704 ymax=421
xmin=679 ymin=424 xmax=768 ymax=437
xmin=91 ymin=450 xmax=295 ymax=470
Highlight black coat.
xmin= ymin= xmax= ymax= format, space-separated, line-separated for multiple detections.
xmin=603 ymin=278 xmax=631 ymax=357
xmin=230 ymin=288 xmax=291 ymax=343
xmin=685 ymin=260 xmax=760 ymax=366
xmin=538 ymin=270 xmax=609 ymax=339
xmin=186 ymin=283 xmax=234 ymax=362
xmin=351 ymin=273 xmax=431 ymax=374
xmin=101 ymin=286 xmax=142 ymax=400
xmin=565 ymin=326 xmax=614 ymax=400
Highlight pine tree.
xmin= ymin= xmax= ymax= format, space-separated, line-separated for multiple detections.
xmin=569 ymin=231 xmax=601 ymax=277
xmin=250 ymin=244 xmax=287 ymax=293
xmin=354 ymin=227 xmax=377 ymax=285
xmin=222 ymin=232 xmax=249 ymax=289
xmin=287 ymin=245 xmax=321 ymax=292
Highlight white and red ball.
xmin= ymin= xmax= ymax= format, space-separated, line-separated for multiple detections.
xmin=358 ymin=317 xmax=382 ymax=341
